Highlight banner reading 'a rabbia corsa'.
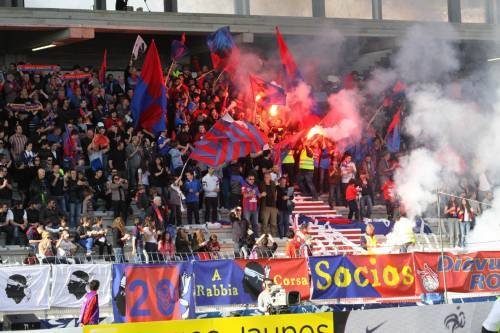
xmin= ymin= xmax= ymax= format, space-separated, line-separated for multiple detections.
xmin=193 ymin=258 xmax=310 ymax=306
xmin=414 ymin=251 xmax=500 ymax=294
xmin=309 ymin=254 xmax=416 ymax=299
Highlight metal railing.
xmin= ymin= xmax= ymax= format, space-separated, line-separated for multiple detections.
xmin=0 ymin=249 xmax=288 ymax=266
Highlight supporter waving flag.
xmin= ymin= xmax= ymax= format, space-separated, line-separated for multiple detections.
xmin=131 ymin=39 xmax=167 ymax=135
xmin=249 ymin=74 xmax=287 ymax=107
xmin=190 ymin=114 xmax=268 ymax=167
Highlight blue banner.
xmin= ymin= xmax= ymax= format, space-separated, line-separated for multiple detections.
xmin=193 ymin=258 xmax=310 ymax=306
xmin=309 ymin=254 xmax=416 ymax=300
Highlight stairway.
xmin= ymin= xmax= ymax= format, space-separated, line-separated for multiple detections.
xmin=292 ymin=194 xmax=365 ymax=255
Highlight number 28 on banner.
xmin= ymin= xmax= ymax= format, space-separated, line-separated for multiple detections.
xmin=128 ymin=279 xmax=176 ymax=317
xmin=126 ymin=266 xmax=181 ymax=322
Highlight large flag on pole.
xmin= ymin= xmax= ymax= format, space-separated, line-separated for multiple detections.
xmin=98 ymin=49 xmax=107 ymax=83
xmin=275 ymin=26 xmax=303 ymax=88
xmin=131 ymin=35 xmax=147 ymax=61
xmin=131 ymin=40 xmax=167 ymax=134
xmin=249 ymin=74 xmax=286 ymax=107
xmin=171 ymin=33 xmax=189 ymax=61
xmin=385 ymin=109 xmax=401 ymax=153
xmin=207 ymin=26 xmax=238 ymax=71
xmin=275 ymin=26 xmax=322 ymax=118
xmin=190 ymin=114 xmax=268 ymax=167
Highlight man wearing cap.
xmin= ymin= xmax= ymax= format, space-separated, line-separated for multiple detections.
xmin=91 ymin=124 xmax=110 ymax=151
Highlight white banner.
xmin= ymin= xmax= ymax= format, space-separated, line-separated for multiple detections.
xmin=50 ymin=264 xmax=112 ymax=308
xmin=0 ymin=266 xmax=50 ymax=311
xmin=344 ymin=301 xmax=495 ymax=333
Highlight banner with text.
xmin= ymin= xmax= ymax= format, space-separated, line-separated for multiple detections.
xmin=193 ymin=258 xmax=310 ymax=306
xmin=84 ymin=312 xmax=334 ymax=333
xmin=414 ymin=251 xmax=500 ymax=294
xmin=111 ymin=263 xmax=194 ymax=323
xmin=0 ymin=266 xmax=51 ymax=311
xmin=50 ymin=264 xmax=112 ymax=308
xmin=309 ymin=254 xmax=416 ymax=299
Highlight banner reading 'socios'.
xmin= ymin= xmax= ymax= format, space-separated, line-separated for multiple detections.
xmin=84 ymin=312 xmax=333 ymax=333
xmin=193 ymin=258 xmax=310 ymax=306
xmin=111 ymin=263 xmax=194 ymax=323
xmin=309 ymin=254 xmax=415 ymax=299
xmin=414 ymin=251 xmax=500 ymax=294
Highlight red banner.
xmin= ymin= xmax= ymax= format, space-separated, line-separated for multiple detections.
xmin=62 ymin=73 xmax=92 ymax=80
xmin=414 ymin=251 xmax=500 ymax=294
xmin=235 ymin=258 xmax=311 ymax=301
xmin=125 ymin=265 xmax=184 ymax=322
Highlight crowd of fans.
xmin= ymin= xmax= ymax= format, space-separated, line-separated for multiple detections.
xmin=0 ymin=58 xmax=492 ymax=262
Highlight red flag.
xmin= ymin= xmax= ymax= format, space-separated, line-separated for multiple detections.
xmin=275 ymin=27 xmax=303 ymax=86
xmin=98 ymin=49 xmax=107 ymax=83
xmin=131 ymin=40 xmax=167 ymax=134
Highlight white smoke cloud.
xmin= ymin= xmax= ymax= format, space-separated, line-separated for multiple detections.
xmin=394 ymin=25 xmax=460 ymax=84
xmin=395 ymin=149 xmax=442 ymax=217
xmin=377 ymin=24 xmax=500 ymax=250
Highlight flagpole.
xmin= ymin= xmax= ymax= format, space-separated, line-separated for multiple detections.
xmin=198 ymin=69 xmax=214 ymax=80
xmin=212 ymin=70 xmax=225 ymax=93
xmin=252 ymin=103 xmax=258 ymax=124
xmin=179 ymin=157 xmax=191 ymax=179
xmin=368 ymin=104 xmax=383 ymax=126
xmin=165 ymin=60 xmax=176 ymax=85
xmin=250 ymin=74 xmax=257 ymax=124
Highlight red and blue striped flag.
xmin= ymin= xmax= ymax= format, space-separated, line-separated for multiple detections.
xmin=190 ymin=115 xmax=268 ymax=167
xmin=131 ymin=39 xmax=167 ymax=134
xmin=171 ymin=33 xmax=189 ymax=61
xmin=207 ymin=26 xmax=238 ymax=71
xmin=249 ymin=74 xmax=286 ymax=107
xmin=385 ymin=109 xmax=401 ymax=153
xmin=275 ymin=26 xmax=322 ymax=117
xmin=275 ymin=26 xmax=304 ymax=88
xmin=63 ymin=125 xmax=76 ymax=159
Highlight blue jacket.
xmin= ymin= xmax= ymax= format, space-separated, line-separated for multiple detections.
xmin=183 ymin=179 xmax=201 ymax=203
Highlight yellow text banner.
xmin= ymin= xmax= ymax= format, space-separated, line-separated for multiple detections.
xmin=84 ymin=312 xmax=333 ymax=333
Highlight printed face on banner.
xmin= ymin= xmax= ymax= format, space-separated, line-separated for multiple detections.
xmin=310 ymin=254 xmax=415 ymax=299
xmin=414 ymin=251 xmax=500 ymax=294
xmin=50 ymin=264 xmax=112 ymax=308
xmin=67 ymin=270 xmax=91 ymax=300
xmin=0 ymin=266 xmax=50 ymax=311
xmin=5 ymin=274 xmax=32 ymax=304
xmin=193 ymin=258 xmax=310 ymax=306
